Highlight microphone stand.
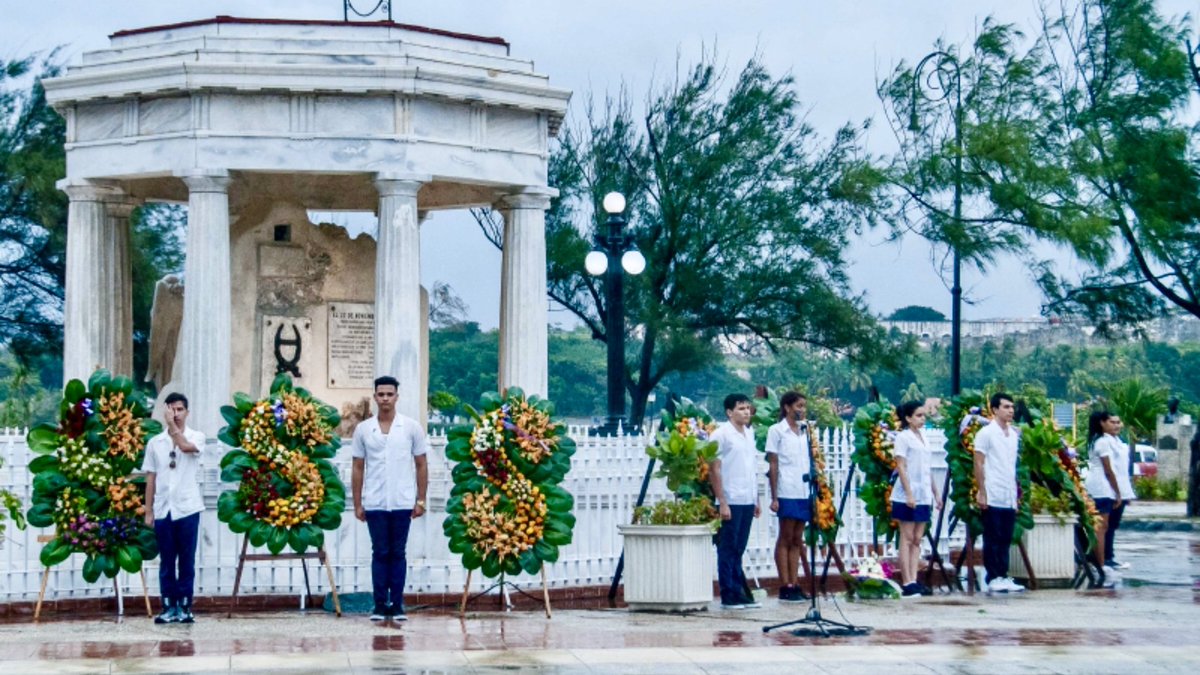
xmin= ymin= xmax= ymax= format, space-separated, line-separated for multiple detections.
xmin=763 ymin=421 xmax=869 ymax=637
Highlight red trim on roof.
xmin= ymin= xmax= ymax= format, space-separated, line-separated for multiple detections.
xmin=110 ymin=15 xmax=509 ymax=50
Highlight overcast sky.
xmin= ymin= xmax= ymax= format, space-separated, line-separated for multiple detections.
xmin=3 ymin=1 xmax=1195 ymax=328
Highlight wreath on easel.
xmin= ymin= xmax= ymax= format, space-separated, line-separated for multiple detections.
xmin=850 ymin=400 xmax=900 ymax=544
xmin=25 ymin=370 xmax=161 ymax=583
xmin=940 ymin=392 xmax=991 ymax=538
xmin=216 ymin=374 xmax=345 ymax=554
xmin=443 ymin=388 xmax=576 ymax=580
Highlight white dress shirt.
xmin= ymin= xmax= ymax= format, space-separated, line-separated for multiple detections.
xmin=765 ymin=419 xmax=810 ymax=500
xmin=142 ymin=427 xmax=206 ymax=520
xmin=891 ymin=428 xmax=934 ymax=505
xmin=712 ymin=422 xmax=760 ymax=506
xmin=351 ymin=414 xmax=429 ymax=511
xmin=974 ymin=421 xmax=1020 ymax=509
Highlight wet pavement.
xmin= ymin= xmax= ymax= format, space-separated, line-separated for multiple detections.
xmin=0 ymin=501 xmax=1196 ymax=674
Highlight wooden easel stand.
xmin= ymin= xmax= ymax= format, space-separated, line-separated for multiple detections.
xmin=227 ymin=535 xmax=342 ymax=617
xmin=460 ymin=567 xmax=551 ymax=618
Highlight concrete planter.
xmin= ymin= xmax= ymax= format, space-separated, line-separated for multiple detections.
xmin=1009 ymin=513 xmax=1077 ymax=587
xmin=617 ymin=524 xmax=715 ymax=612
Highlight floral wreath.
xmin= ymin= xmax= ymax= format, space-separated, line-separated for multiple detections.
xmin=216 ymin=374 xmax=345 ymax=555
xmin=443 ymin=388 xmax=576 ymax=578
xmin=940 ymin=392 xmax=991 ymax=537
xmin=25 ymin=370 xmax=161 ymax=582
xmin=850 ymin=400 xmax=900 ymax=543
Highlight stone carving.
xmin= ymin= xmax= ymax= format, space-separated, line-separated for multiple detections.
xmin=337 ymin=396 xmax=373 ymax=438
xmin=256 ymin=243 xmax=332 ymax=311
xmin=146 ymin=274 xmax=184 ymax=391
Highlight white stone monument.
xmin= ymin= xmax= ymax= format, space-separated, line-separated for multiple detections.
xmin=45 ymin=16 xmax=569 ymax=434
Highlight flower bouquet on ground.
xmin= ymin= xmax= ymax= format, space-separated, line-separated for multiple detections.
xmin=842 ymin=556 xmax=901 ymax=600
xmin=850 ymin=401 xmax=900 ymax=543
xmin=216 ymin=374 xmax=345 ymax=555
xmin=25 ymin=370 xmax=161 ymax=581
xmin=443 ymin=388 xmax=576 ymax=578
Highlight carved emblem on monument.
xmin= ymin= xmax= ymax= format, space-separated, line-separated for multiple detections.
xmin=261 ymin=316 xmax=312 ymax=394
xmin=273 ymin=322 xmax=304 ymax=377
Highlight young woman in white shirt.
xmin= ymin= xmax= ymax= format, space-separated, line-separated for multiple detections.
xmin=890 ymin=401 xmax=942 ymax=597
xmin=1084 ymin=411 xmax=1123 ymax=582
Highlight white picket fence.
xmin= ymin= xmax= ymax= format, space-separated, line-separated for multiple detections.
xmin=0 ymin=425 xmax=962 ymax=603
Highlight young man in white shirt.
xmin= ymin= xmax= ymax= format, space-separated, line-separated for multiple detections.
xmin=709 ymin=393 xmax=761 ymax=609
xmin=143 ymin=392 xmax=205 ymax=623
xmin=973 ymin=392 xmax=1025 ymax=594
xmin=351 ymin=375 xmax=429 ymax=621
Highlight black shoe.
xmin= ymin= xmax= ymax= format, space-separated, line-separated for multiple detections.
xmin=178 ymin=598 xmax=195 ymax=624
xmin=901 ymin=583 xmax=921 ymax=598
xmin=793 ymin=586 xmax=810 ymax=601
xmin=153 ymin=599 xmax=177 ymax=625
xmin=918 ymin=582 xmax=933 ymax=596
xmin=391 ymin=605 xmax=407 ymax=621
xmin=370 ymin=606 xmax=388 ymax=621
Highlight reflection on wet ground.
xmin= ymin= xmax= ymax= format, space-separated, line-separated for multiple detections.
xmin=0 ymin=510 xmax=1194 ymax=672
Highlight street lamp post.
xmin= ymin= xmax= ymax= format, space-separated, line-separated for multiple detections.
xmin=911 ymin=50 xmax=965 ymax=591
xmin=586 ymin=192 xmax=645 ymax=435
xmin=910 ymin=50 xmax=964 ymax=397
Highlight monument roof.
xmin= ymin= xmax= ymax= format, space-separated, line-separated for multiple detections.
xmin=109 ymin=15 xmax=509 ymax=50
xmin=44 ymin=14 xmax=568 ymax=119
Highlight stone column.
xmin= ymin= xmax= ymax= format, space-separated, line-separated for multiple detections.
xmin=61 ymin=180 xmax=122 ymax=384
xmin=374 ymin=174 xmax=428 ymax=421
xmin=105 ymin=197 xmax=139 ymax=377
xmin=497 ymin=188 xmax=556 ymax=398
xmin=177 ymin=170 xmax=232 ymax=437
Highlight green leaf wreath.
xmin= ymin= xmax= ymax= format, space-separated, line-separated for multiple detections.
xmin=25 ymin=370 xmax=161 ymax=582
xmin=940 ymin=391 xmax=991 ymax=539
xmin=216 ymin=374 xmax=345 ymax=555
xmin=443 ymin=388 xmax=576 ymax=578
xmin=850 ymin=400 xmax=899 ymax=543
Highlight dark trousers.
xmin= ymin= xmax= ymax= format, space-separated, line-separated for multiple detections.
xmin=1105 ymin=501 xmax=1126 ymax=564
xmin=716 ymin=504 xmax=755 ymax=604
xmin=365 ymin=510 xmax=413 ymax=611
xmin=982 ymin=507 xmax=1016 ymax=583
xmin=155 ymin=512 xmax=200 ymax=604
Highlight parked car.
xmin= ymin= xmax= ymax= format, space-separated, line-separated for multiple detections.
xmin=1132 ymin=444 xmax=1158 ymax=478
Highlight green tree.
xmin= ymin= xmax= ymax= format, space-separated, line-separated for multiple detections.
xmin=0 ymin=55 xmax=66 ymax=366
xmin=427 ymin=322 xmax=498 ymax=409
xmin=522 ymin=54 xmax=904 ymax=426
xmin=887 ymin=305 xmax=947 ymax=321
xmin=884 ymin=1 xmax=1200 ymax=335
xmin=1104 ymin=377 xmax=1168 ymax=449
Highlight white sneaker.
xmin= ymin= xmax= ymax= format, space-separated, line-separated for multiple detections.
xmin=986 ymin=578 xmax=1008 ymax=594
xmin=1004 ymin=577 xmax=1026 ymax=593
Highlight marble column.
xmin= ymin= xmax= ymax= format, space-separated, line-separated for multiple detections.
xmin=105 ymin=197 xmax=139 ymax=377
xmin=373 ymin=174 xmax=428 ymax=421
xmin=61 ymin=180 xmax=122 ymax=384
xmin=497 ymin=188 xmax=556 ymax=398
xmin=177 ymin=170 xmax=232 ymax=437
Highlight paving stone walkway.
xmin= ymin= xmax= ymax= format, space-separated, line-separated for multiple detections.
xmin=1 ymin=502 xmax=1196 ymax=674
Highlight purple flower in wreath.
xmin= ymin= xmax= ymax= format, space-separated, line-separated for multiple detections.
xmin=78 ymin=398 xmax=95 ymax=417
xmin=968 ymin=406 xmax=981 ymax=415
xmin=271 ymin=399 xmax=287 ymax=426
